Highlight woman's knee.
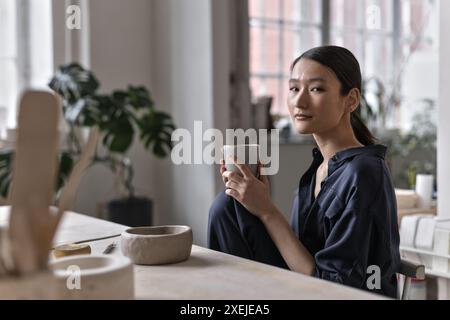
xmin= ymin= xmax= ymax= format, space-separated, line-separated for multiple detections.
xmin=208 ymin=191 xmax=233 ymax=226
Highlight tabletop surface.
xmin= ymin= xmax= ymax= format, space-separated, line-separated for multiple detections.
xmin=0 ymin=206 xmax=385 ymax=300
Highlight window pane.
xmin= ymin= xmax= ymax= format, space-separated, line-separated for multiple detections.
xmin=250 ymin=77 xmax=286 ymax=115
xmin=278 ymin=76 xmax=290 ymax=115
xmin=400 ymin=0 xmax=435 ymax=52
xmin=250 ymin=77 xmax=266 ymax=99
xmin=401 ymin=0 xmax=426 ymax=39
xmin=283 ymin=28 xmax=321 ymax=73
xmin=300 ymin=0 xmax=322 ymax=23
xmin=262 ymin=0 xmax=280 ymax=20
xmin=249 ymin=0 xmax=262 ymax=18
xmin=364 ymin=35 xmax=393 ymax=82
xmin=264 ymin=77 xmax=285 ymax=115
xmin=0 ymin=0 xmax=17 ymax=59
xmin=365 ymin=0 xmax=393 ymax=31
xmin=0 ymin=59 xmax=18 ymax=125
xmin=283 ymin=30 xmax=301 ymax=74
xmin=250 ymin=26 xmax=264 ymax=73
xmin=330 ymin=0 xmax=363 ymax=29
xmin=300 ymin=27 xmax=321 ymax=51
xmin=261 ymin=27 xmax=281 ymax=74
xmin=329 ymin=30 xmax=364 ymax=65
xmin=284 ymin=0 xmax=322 ymax=23
xmin=283 ymin=0 xmax=300 ymax=22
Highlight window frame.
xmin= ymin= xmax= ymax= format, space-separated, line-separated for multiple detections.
xmin=0 ymin=0 xmax=54 ymax=129
xmin=248 ymin=0 xmax=433 ymax=118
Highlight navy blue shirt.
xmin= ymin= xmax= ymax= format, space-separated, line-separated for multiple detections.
xmin=290 ymin=144 xmax=400 ymax=298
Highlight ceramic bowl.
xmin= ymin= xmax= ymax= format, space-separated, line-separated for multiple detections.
xmin=50 ymin=254 xmax=134 ymax=299
xmin=120 ymin=225 xmax=193 ymax=265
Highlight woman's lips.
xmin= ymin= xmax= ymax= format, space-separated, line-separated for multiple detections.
xmin=295 ymin=115 xmax=313 ymax=121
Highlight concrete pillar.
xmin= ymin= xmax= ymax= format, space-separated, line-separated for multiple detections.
xmin=438 ymin=0 xmax=450 ymax=220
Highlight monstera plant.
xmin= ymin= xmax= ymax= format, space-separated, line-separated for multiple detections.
xmin=0 ymin=63 xmax=176 ymax=226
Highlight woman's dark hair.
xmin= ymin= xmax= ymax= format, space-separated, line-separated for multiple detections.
xmin=290 ymin=45 xmax=376 ymax=146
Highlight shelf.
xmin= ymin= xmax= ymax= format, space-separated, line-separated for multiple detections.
xmin=400 ymin=246 xmax=450 ymax=260
xmin=425 ymin=268 xmax=450 ymax=280
xmin=400 ymin=246 xmax=450 ymax=279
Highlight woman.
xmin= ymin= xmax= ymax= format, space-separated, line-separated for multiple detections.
xmin=207 ymin=45 xmax=400 ymax=298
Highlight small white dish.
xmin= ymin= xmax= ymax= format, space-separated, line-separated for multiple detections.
xmin=50 ymin=254 xmax=134 ymax=299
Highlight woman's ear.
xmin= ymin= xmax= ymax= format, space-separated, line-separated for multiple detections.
xmin=346 ymin=88 xmax=360 ymax=113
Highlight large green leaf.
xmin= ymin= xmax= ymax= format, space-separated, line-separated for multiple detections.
xmin=49 ymin=63 xmax=99 ymax=103
xmin=139 ymin=111 xmax=175 ymax=158
xmin=102 ymin=115 xmax=135 ymax=153
xmin=0 ymin=150 xmax=13 ymax=198
xmin=64 ymin=97 xmax=99 ymax=124
xmin=0 ymin=150 xmax=74 ymax=198
xmin=45 ymin=63 xmax=177 ymax=197
xmin=126 ymin=86 xmax=154 ymax=110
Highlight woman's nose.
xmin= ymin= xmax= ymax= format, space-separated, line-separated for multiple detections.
xmin=294 ymin=88 xmax=308 ymax=109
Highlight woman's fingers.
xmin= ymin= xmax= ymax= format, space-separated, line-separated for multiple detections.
xmin=257 ymin=160 xmax=269 ymax=184
xmin=229 ymin=156 xmax=253 ymax=178
xmin=220 ymin=160 xmax=228 ymax=184
xmin=225 ymin=188 xmax=238 ymax=198
xmin=259 ymin=172 xmax=269 ymax=185
xmin=225 ymin=180 xmax=241 ymax=191
xmin=222 ymin=170 xmax=244 ymax=184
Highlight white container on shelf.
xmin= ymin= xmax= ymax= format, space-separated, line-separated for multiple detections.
xmin=416 ymin=174 xmax=433 ymax=209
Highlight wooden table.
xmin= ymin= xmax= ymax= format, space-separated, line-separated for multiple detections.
xmin=0 ymin=206 xmax=384 ymax=299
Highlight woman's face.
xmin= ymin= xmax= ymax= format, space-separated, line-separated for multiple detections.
xmin=287 ymin=58 xmax=355 ymax=135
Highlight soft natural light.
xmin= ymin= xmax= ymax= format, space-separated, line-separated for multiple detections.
xmin=248 ymin=0 xmax=439 ymax=134
xmin=0 ymin=0 xmax=53 ymax=130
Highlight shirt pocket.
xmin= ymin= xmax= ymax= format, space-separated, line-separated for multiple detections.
xmin=320 ymin=188 xmax=345 ymax=220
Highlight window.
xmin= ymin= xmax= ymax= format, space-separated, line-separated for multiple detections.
xmin=0 ymin=0 xmax=18 ymax=132
xmin=0 ymin=0 xmax=53 ymax=131
xmin=249 ymin=0 xmax=439 ymax=133
xmin=249 ymin=0 xmax=323 ymax=116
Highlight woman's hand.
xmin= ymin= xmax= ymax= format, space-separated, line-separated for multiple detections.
xmin=220 ymin=159 xmax=228 ymax=185
xmin=221 ymin=156 xmax=276 ymax=219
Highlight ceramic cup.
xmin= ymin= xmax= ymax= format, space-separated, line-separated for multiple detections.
xmin=222 ymin=144 xmax=259 ymax=177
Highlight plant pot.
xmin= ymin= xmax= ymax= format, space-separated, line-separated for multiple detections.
xmin=107 ymin=196 xmax=153 ymax=227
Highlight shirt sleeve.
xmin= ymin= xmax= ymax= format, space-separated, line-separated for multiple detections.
xmin=313 ymin=202 xmax=374 ymax=287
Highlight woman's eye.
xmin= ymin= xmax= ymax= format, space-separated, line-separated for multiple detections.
xmin=311 ymin=87 xmax=324 ymax=92
xmin=289 ymin=87 xmax=299 ymax=92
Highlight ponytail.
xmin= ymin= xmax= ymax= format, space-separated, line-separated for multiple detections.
xmin=350 ymin=112 xmax=376 ymax=146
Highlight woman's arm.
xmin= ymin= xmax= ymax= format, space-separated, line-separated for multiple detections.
xmin=259 ymin=205 xmax=315 ymax=275
xmin=222 ymin=157 xmax=315 ymax=275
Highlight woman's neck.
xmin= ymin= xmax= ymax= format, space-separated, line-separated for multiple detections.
xmin=313 ymin=121 xmax=364 ymax=164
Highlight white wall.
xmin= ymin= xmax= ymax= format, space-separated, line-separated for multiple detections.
xmin=53 ymin=0 xmax=158 ymax=218
xmin=151 ymin=0 xmax=220 ymax=246
xmin=438 ymin=0 xmax=450 ymax=219
xmin=52 ymin=0 xmax=231 ymax=246
xmin=400 ymin=1 xmax=439 ymax=132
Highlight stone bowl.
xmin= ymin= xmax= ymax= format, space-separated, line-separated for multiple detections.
xmin=120 ymin=225 xmax=193 ymax=265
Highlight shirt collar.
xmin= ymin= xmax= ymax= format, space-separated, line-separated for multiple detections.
xmin=312 ymin=144 xmax=387 ymax=167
